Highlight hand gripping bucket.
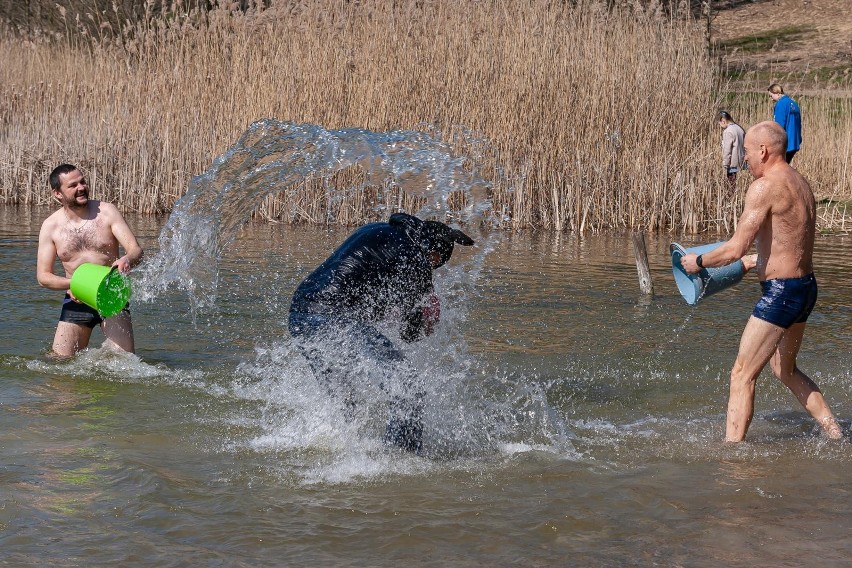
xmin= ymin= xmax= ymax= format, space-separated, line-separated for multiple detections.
xmin=69 ymin=263 xmax=132 ymax=317
xmin=670 ymin=241 xmax=745 ymax=305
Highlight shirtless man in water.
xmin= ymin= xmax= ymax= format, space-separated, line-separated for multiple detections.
xmin=37 ymin=164 xmax=144 ymax=357
xmin=681 ymin=121 xmax=842 ymax=442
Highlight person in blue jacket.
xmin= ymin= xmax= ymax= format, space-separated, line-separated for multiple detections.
xmin=289 ymin=212 xmax=474 ymax=453
xmin=768 ymin=84 xmax=802 ymax=164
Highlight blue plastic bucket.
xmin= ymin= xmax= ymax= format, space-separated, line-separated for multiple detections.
xmin=670 ymin=241 xmax=745 ymax=305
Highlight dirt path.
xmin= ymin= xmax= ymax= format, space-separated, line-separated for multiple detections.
xmin=711 ymin=0 xmax=852 ymax=92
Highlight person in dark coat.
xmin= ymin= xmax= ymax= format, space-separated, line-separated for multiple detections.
xmin=289 ymin=212 xmax=474 ymax=453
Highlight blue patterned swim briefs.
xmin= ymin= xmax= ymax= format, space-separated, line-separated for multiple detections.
xmin=752 ymin=273 xmax=817 ymax=329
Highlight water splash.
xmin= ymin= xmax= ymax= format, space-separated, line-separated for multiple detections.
xmin=124 ymin=119 xmax=577 ymax=475
xmin=228 ymin=317 xmax=577 ymax=479
xmin=136 ymin=120 xmax=493 ymax=312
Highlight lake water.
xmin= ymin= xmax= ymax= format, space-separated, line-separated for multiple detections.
xmin=2 ymin=206 xmax=850 ymax=566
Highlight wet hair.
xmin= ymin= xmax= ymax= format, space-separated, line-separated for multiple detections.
xmin=718 ymin=110 xmax=734 ymax=122
xmin=49 ymin=163 xmax=79 ymax=191
xmin=420 ymin=220 xmax=475 ymax=268
xmin=767 ymin=83 xmax=784 ymax=95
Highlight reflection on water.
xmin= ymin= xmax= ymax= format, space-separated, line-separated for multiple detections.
xmin=1 ymin=206 xmax=851 ymax=565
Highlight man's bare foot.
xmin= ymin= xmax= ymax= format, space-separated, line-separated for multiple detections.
xmin=819 ymin=416 xmax=843 ymax=440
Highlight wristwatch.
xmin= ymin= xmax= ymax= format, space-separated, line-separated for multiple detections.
xmin=696 ymin=254 xmax=704 ymax=268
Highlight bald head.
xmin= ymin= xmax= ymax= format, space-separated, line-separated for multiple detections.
xmin=746 ymin=121 xmax=787 ymax=156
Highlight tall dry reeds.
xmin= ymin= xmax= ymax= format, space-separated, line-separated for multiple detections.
xmin=723 ymin=86 xmax=852 ymax=232
xmin=0 ymin=0 xmax=849 ymax=231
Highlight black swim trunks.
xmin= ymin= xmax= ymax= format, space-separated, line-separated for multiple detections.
xmin=59 ymin=294 xmax=129 ymax=328
xmin=752 ymin=273 xmax=817 ymax=329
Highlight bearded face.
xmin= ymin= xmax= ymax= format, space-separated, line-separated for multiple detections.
xmin=54 ymin=169 xmax=89 ymax=209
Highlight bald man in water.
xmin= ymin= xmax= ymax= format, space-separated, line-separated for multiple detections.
xmin=681 ymin=121 xmax=842 ymax=442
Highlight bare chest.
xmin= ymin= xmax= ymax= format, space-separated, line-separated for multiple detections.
xmin=54 ymin=218 xmax=117 ymax=263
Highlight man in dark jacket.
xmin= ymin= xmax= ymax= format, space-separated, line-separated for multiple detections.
xmin=289 ymin=212 xmax=474 ymax=453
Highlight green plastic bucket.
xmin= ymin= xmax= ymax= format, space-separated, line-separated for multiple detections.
xmin=69 ymin=263 xmax=131 ymax=317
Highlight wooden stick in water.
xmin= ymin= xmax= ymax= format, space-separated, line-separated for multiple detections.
xmin=632 ymin=232 xmax=654 ymax=297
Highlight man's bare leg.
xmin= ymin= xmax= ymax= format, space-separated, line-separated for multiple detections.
xmin=103 ymin=311 xmax=135 ymax=353
xmin=52 ymin=321 xmax=93 ymax=358
xmin=726 ymin=316 xmax=785 ymax=442
xmin=769 ymin=322 xmax=842 ymax=439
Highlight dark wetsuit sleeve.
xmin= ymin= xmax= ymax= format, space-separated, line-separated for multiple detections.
xmin=399 ymin=274 xmax=433 ymax=343
xmin=290 ymin=215 xmax=434 ymax=333
xmin=401 ymin=303 xmax=427 ymax=343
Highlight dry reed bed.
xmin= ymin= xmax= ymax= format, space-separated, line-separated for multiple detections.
xmin=724 ymin=89 xmax=852 ymax=232
xmin=0 ymin=0 xmax=849 ymax=232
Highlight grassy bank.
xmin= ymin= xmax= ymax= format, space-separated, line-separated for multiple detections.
xmin=1 ymin=0 xmax=849 ymax=232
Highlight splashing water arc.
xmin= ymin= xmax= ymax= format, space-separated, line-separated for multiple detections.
xmin=136 ymin=119 xmax=494 ymax=310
